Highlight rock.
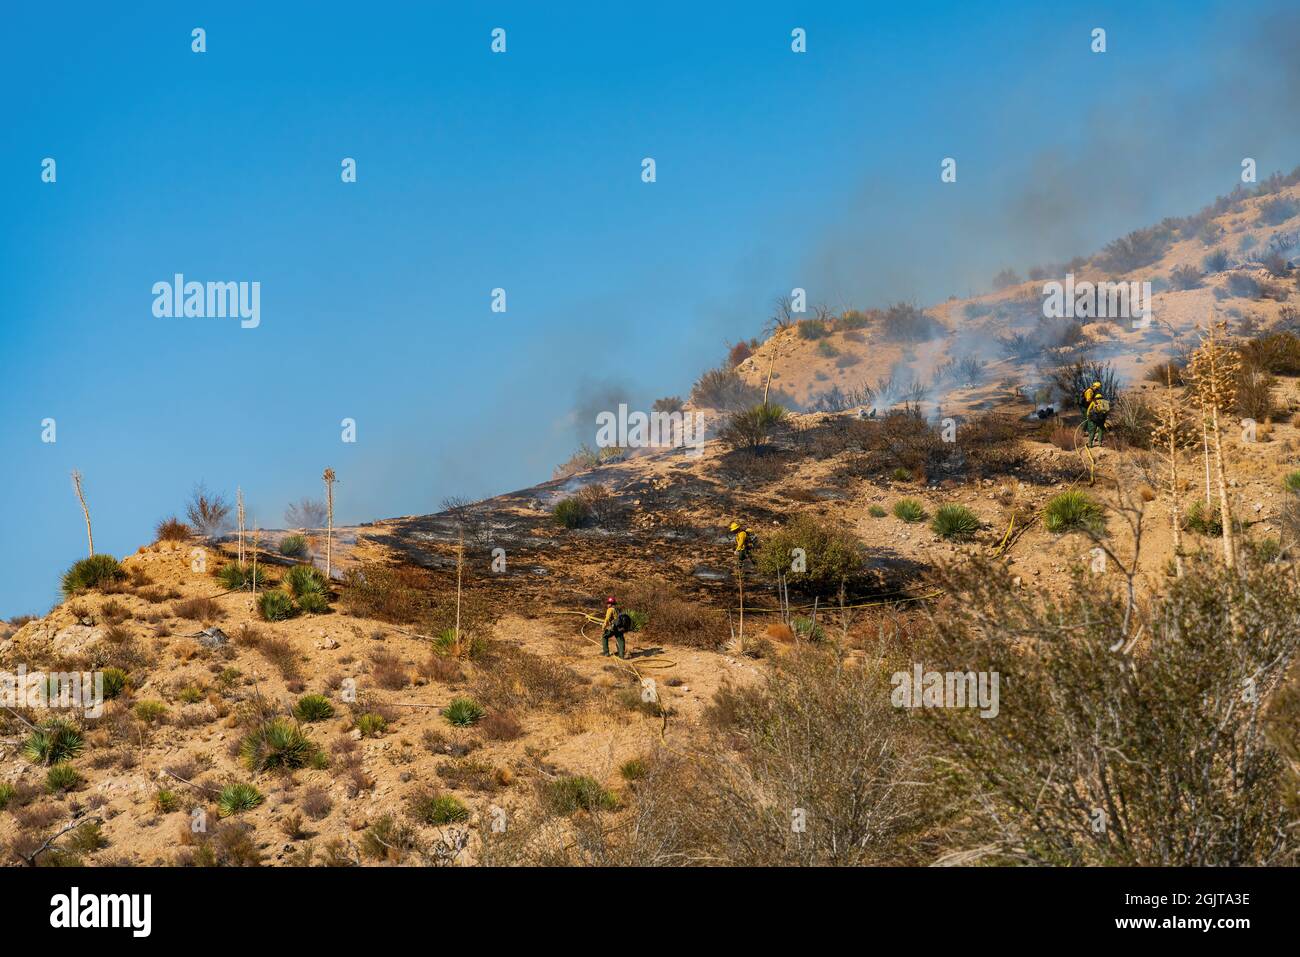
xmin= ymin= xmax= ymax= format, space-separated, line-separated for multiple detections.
xmin=52 ymin=624 xmax=105 ymax=657
xmin=196 ymin=627 xmax=229 ymax=648
xmin=318 ymin=637 xmax=339 ymax=650
xmin=1012 ymin=576 xmax=1022 ymax=588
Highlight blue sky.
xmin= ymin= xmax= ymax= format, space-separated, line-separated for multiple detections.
xmin=2 ymin=0 xmax=1297 ymax=616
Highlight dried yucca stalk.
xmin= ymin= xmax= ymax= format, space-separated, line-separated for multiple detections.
xmin=71 ymin=470 xmax=93 ymax=556
xmin=1184 ymin=321 xmax=1242 ymax=570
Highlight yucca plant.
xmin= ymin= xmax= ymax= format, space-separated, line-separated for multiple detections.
xmin=553 ymin=497 xmax=591 ymax=529
xmin=931 ymin=504 xmax=981 ymax=540
xmin=60 ymin=554 xmax=125 ymax=596
xmin=356 ymin=713 xmax=387 ymax=738
xmin=45 ymin=762 xmax=82 ymax=792
xmin=408 ymin=790 xmax=469 ymax=825
xmin=293 ymin=694 xmax=335 ymax=722
xmin=545 ymin=775 xmax=618 ymax=815
xmin=217 ymin=561 xmax=271 ymax=591
xmin=285 ymin=564 xmax=329 ymax=599
xmin=257 ymin=589 xmax=295 ymax=622
xmin=217 ymin=782 xmax=265 ymax=816
xmin=133 ymin=700 xmax=168 ymax=724
xmin=279 ymin=534 xmax=308 ymax=558
xmin=100 ymin=667 xmax=128 ymax=700
xmin=1284 ymin=470 xmax=1300 ymax=493
xmin=297 ymin=591 xmax=329 ymax=614
xmin=1044 ymin=490 xmax=1105 ymax=534
xmin=442 ymin=697 xmax=485 ymax=727
xmin=240 ymin=718 xmax=318 ymax=772
xmin=22 ymin=719 xmax=84 ymax=765
xmin=892 ymin=498 xmax=927 ymax=523
xmin=153 ymin=788 xmax=180 ymax=813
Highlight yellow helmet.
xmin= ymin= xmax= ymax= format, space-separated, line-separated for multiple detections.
xmin=1091 ymin=381 xmax=1102 ymax=389
xmin=729 ymin=521 xmax=742 ymax=533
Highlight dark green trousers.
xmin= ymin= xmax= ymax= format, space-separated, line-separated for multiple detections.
xmin=602 ymin=628 xmax=626 ymax=657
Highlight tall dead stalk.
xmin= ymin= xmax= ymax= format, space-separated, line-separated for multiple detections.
xmin=70 ymin=470 xmax=93 ymax=556
xmin=323 ymin=468 xmax=337 ymax=580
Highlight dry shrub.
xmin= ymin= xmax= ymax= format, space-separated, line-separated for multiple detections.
xmin=921 ymin=551 xmax=1299 ymax=865
xmin=154 ymin=517 xmax=191 ymax=542
xmin=370 ymin=649 xmax=409 ymax=690
xmin=257 ymin=635 xmax=300 ymax=680
xmin=1145 ymin=360 xmax=1186 ymax=385
xmin=483 ymin=649 xmax=939 ymax=866
xmin=478 ymin=710 xmax=524 ymax=741
xmin=864 ymin=407 xmax=946 ymax=478
xmin=300 ymin=785 xmax=333 ymax=820
xmin=619 ymin=581 xmax=729 ymax=650
xmin=418 ymin=653 xmax=464 ymax=683
xmin=341 ymin=564 xmax=433 ymax=624
xmin=575 ymin=484 xmax=618 ymax=525
xmin=172 ymin=597 xmax=222 ymax=622
xmin=472 ymin=641 xmax=587 ymax=713
xmin=957 ymin=412 xmax=1029 ymax=475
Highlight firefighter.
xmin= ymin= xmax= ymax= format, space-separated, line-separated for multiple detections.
xmin=600 ymin=596 xmax=627 ymax=659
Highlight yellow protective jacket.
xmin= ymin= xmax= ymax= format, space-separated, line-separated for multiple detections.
xmin=602 ymin=606 xmax=618 ymax=629
xmin=734 ymin=530 xmax=749 ymax=553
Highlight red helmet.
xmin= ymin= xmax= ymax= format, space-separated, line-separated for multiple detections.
xmin=606 ymin=596 xmax=617 ymax=605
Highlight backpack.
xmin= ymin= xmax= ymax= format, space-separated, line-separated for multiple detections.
xmin=615 ymin=612 xmax=633 ymax=632
xmin=1091 ymin=398 xmax=1110 ymax=414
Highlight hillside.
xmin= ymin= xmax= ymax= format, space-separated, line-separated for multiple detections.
xmin=3 ymin=174 xmax=1300 ymax=867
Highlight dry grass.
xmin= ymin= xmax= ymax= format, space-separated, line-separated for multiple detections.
xmin=172 ymin=597 xmax=222 ymax=622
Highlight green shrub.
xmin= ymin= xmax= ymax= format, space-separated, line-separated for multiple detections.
xmin=240 ymin=718 xmax=318 ymax=772
xmin=792 ymin=616 xmax=825 ymax=641
xmin=293 ymin=694 xmax=335 ymax=722
xmin=257 ymin=589 xmax=295 ymax=622
xmin=134 ymin=700 xmax=168 ymax=723
xmin=285 ymin=564 xmax=329 ymax=599
xmin=217 ymin=562 xmax=271 ymax=591
xmin=65 ymin=820 xmax=106 ymax=853
xmin=754 ymin=514 xmax=863 ymax=591
xmin=46 ymin=762 xmax=82 ymax=792
xmin=1284 ymin=471 xmax=1300 ymax=493
xmin=720 ymin=402 xmax=787 ymax=451
xmin=1183 ymin=499 xmax=1224 ymax=537
xmin=408 ymin=790 xmax=469 ymax=825
xmin=100 ymin=667 xmax=128 ymax=700
xmin=931 ymin=504 xmax=981 ymax=540
xmin=442 ymin=697 xmax=485 ymax=727
xmin=1044 ymin=490 xmax=1105 ymax=534
xmin=553 ymin=497 xmax=591 ymax=529
xmin=153 ymin=789 xmax=180 ymax=813
xmin=0 ymin=782 xmax=15 ymax=809
xmin=356 ymin=713 xmax=387 ymax=738
xmin=61 ymin=555 xmax=125 ymax=596
xmin=891 ymin=467 xmax=913 ymax=482
xmin=23 ymin=719 xmax=84 ymax=765
xmin=217 ymin=782 xmax=264 ymax=816
xmin=893 ymin=498 xmax=926 ymax=523
xmin=868 ymin=504 xmax=887 ymax=518
xmin=545 ymin=775 xmax=618 ymax=815
xmin=279 ymin=534 xmax=308 ymax=558
xmin=619 ymin=758 xmax=647 ymax=781
xmin=297 ymin=591 xmax=329 ymax=615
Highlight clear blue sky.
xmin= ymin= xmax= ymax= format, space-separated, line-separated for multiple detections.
xmin=2 ymin=0 xmax=1297 ymax=616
